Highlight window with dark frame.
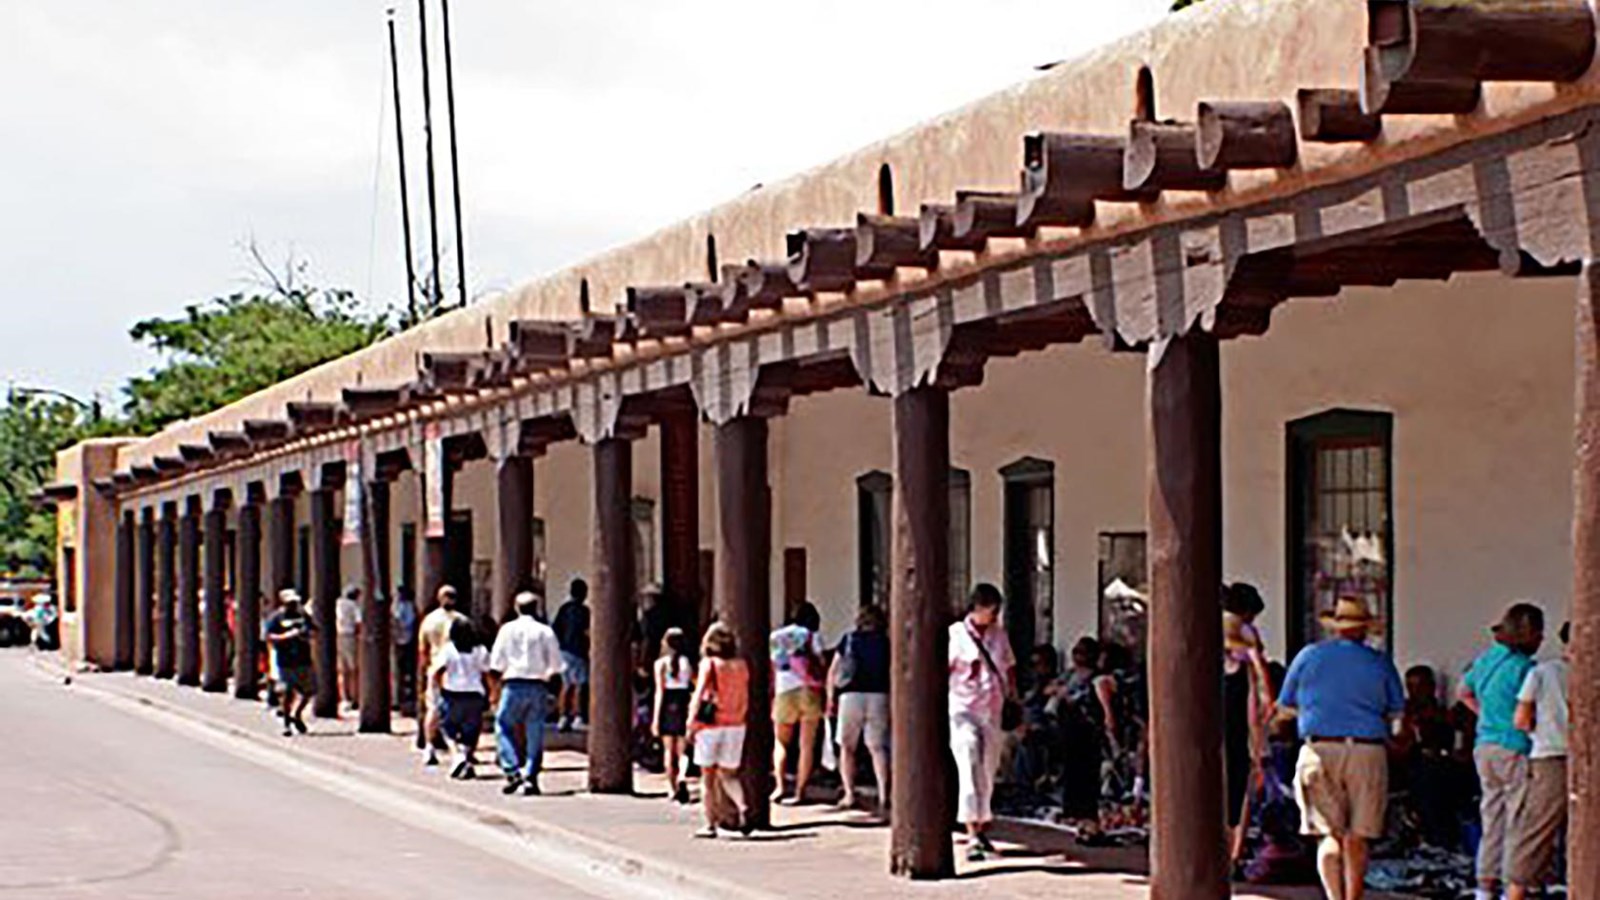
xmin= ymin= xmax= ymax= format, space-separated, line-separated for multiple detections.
xmin=1001 ymin=457 xmax=1055 ymax=661
xmin=855 ymin=469 xmax=972 ymax=613
xmin=1287 ymin=409 xmax=1394 ymax=657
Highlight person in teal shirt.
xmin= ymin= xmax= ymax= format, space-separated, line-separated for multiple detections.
xmin=1460 ymin=603 xmax=1544 ymax=900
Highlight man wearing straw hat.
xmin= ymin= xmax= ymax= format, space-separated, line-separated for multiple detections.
xmin=1277 ymin=596 xmax=1404 ymax=900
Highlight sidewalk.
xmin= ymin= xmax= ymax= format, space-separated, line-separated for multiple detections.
xmin=55 ymin=664 xmax=1404 ymax=900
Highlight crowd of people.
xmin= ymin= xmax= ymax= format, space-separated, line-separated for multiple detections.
xmin=239 ymin=571 xmax=1571 ymax=890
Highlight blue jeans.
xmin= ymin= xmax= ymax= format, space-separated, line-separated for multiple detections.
xmin=496 ymin=680 xmax=550 ymax=779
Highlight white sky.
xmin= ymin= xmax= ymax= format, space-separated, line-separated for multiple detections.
xmin=0 ymin=1 xmax=1170 ymax=404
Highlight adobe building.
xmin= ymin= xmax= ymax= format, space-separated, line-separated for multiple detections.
xmin=44 ymin=0 xmax=1600 ymax=893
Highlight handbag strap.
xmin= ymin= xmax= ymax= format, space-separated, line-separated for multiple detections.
xmin=967 ymin=623 xmax=1007 ymax=685
xmin=700 ymin=658 xmax=720 ymax=701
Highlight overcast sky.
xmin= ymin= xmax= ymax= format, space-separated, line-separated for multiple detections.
xmin=0 ymin=1 xmax=1170 ymax=405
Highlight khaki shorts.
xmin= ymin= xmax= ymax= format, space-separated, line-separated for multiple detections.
xmin=337 ymin=635 xmax=358 ymax=668
xmin=773 ymin=688 xmax=823 ymax=726
xmin=1295 ymin=741 xmax=1388 ymax=839
xmin=1510 ymin=757 xmax=1568 ymax=885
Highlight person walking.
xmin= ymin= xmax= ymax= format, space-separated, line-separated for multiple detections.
xmin=392 ymin=584 xmax=419 ymax=714
xmin=417 ymin=585 xmax=465 ymax=766
xmin=263 ymin=591 xmax=317 ymax=737
xmin=1506 ymin=621 xmax=1570 ymax=900
xmin=1461 ymin=602 xmax=1544 ymax=900
xmin=432 ymin=618 xmax=491 ymax=779
xmin=1276 ymin=596 xmax=1404 ymax=900
xmin=652 ymin=627 xmax=695 ymax=805
xmin=490 ymin=591 xmax=564 ymax=796
xmin=826 ymin=604 xmax=891 ymax=813
xmin=770 ymin=601 xmax=825 ymax=805
xmin=948 ymin=583 xmax=1016 ymax=862
xmin=552 ymin=577 xmax=590 ymax=733
xmin=686 ymin=622 xmax=752 ymax=839
xmin=335 ymin=585 xmax=364 ymax=711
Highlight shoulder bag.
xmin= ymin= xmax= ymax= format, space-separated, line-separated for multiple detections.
xmin=969 ymin=624 xmax=1023 ymax=732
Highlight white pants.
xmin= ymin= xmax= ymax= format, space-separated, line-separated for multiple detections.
xmin=951 ymin=712 xmax=1002 ymax=825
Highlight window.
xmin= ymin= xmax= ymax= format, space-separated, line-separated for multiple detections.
xmin=1098 ymin=532 xmax=1148 ymax=661
xmin=857 ymin=472 xmax=893 ymax=610
xmin=400 ymin=523 xmax=418 ymax=596
xmin=632 ymin=497 xmax=657 ymax=590
xmin=1001 ymin=457 xmax=1055 ymax=658
xmin=856 ymin=469 xmax=972 ymax=613
xmin=1287 ymin=410 xmax=1394 ymax=655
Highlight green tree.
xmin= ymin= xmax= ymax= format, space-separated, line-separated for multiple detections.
xmin=0 ymin=393 xmax=99 ymax=578
xmin=122 ymin=285 xmax=391 ymax=435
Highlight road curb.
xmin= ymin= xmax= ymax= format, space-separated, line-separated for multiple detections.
xmin=41 ymin=661 xmax=774 ymax=900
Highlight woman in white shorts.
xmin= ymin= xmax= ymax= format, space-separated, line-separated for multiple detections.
xmin=686 ymin=622 xmax=752 ymax=839
xmin=827 ymin=604 xmax=891 ymax=813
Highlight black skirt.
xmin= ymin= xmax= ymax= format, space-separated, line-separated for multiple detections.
xmin=659 ymin=687 xmax=692 ymax=737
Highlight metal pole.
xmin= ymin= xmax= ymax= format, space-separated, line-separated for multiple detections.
xmin=387 ymin=10 xmax=421 ymax=326
xmin=416 ymin=0 xmax=443 ymax=316
xmin=439 ymin=0 xmax=468 ymax=310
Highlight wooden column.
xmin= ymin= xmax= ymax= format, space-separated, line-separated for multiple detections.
xmin=495 ymin=454 xmax=535 ymax=624
xmin=268 ymin=494 xmax=297 ymax=594
xmin=113 ymin=510 xmax=136 ymax=671
xmin=155 ymin=503 xmax=178 ymax=679
xmin=134 ymin=508 xmax=155 ymax=675
xmin=176 ymin=497 xmax=202 ymax=687
xmin=890 ymin=386 xmax=955 ymax=879
xmin=1146 ymin=332 xmax=1228 ymax=900
xmin=234 ymin=493 xmax=263 ymax=699
xmin=359 ymin=477 xmax=392 ymax=733
xmin=661 ymin=406 xmax=701 ymax=637
xmin=201 ymin=495 xmax=230 ymax=693
xmin=716 ymin=415 xmax=774 ymax=826
xmin=309 ymin=484 xmax=341 ymax=718
xmin=589 ymin=436 xmax=635 ymax=795
xmin=1571 ymin=261 xmax=1600 ymax=899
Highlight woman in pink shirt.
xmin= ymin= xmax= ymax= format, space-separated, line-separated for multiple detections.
xmin=948 ymin=583 xmax=1016 ymax=861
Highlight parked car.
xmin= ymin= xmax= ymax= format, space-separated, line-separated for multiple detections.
xmin=0 ymin=596 xmax=30 ymax=646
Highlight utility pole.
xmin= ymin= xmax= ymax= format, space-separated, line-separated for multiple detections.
xmin=416 ymin=0 xmax=443 ymax=316
xmin=440 ymin=0 xmax=468 ymax=310
xmin=387 ymin=9 xmax=421 ymax=326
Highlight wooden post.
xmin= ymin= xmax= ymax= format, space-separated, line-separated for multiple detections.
xmin=114 ymin=510 xmax=135 ymax=671
xmin=134 ymin=508 xmax=155 ymax=675
xmin=177 ymin=497 xmax=202 ymax=687
xmin=716 ymin=416 xmax=774 ymax=827
xmin=268 ymin=495 xmax=296 ymax=594
xmin=234 ymin=495 xmax=262 ymax=699
xmin=1571 ymin=261 xmax=1600 ymax=899
xmin=359 ymin=478 xmax=392 ymax=733
xmin=890 ymin=386 xmax=955 ymax=879
xmin=590 ymin=436 xmax=635 ymax=795
xmin=661 ymin=407 xmax=701 ymax=637
xmin=310 ymin=485 xmax=341 ymax=718
xmin=201 ymin=497 xmax=230 ymax=693
xmin=155 ymin=502 xmax=177 ymax=679
xmin=1146 ymin=332 xmax=1228 ymax=900
xmin=495 ymin=454 xmax=535 ymax=624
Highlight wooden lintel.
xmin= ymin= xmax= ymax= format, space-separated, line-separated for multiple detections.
xmin=1197 ymin=101 xmax=1299 ymax=171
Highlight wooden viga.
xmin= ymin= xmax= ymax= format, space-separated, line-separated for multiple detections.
xmin=788 ymin=227 xmax=895 ymax=294
xmin=1018 ymin=132 xmax=1157 ymax=230
xmin=1361 ymin=0 xmax=1595 ymax=115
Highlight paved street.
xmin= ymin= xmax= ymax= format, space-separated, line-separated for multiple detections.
xmin=0 ymin=651 xmax=613 ymax=900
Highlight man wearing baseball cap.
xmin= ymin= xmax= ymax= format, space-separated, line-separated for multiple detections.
xmin=264 ymin=590 xmax=316 ymax=737
xmin=1277 ymin=596 xmax=1404 ymax=900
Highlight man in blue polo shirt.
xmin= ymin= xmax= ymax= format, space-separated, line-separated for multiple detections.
xmin=1278 ymin=596 xmax=1404 ymax=900
xmin=1461 ymin=602 xmax=1544 ymax=900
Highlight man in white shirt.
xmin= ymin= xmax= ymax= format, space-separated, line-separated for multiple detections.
xmin=335 ymin=585 xmax=364 ymax=710
xmin=1507 ymin=622 xmax=1571 ymax=900
xmin=490 ymin=591 xmax=564 ymax=796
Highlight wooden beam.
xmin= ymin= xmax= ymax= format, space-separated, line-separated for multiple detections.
xmin=738 ymin=260 xmax=805 ymax=308
xmin=154 ymin=455 xmax=187 ymax=474
xmin=178 ymin=443 xmax=215 ymax=464
xmin=207 ymin=430 xmax=251 ymax=459
xmin=1196 ymin=101 xmax=1299 ymax=171
xmin=342 ymin=387 xmax=406 ymax=420
xmin=243 ymin=419 xmax=293 ymax=446
xmin=1368 ymin=0 xmax=1595 ymax=88
xmin=788 ymin=227 xmax=894 ymax=294
xmin=590 ymin=436 xmax=635 ymax=795
xmin=856 ymin=214 xmax=939 ymax=271
xmin=1019 ymin=132 xmax=1152 ymax=229
xmin=685 ymin=281 xmax=727 ymax=326
xmin=1361 ymin=45 xmax=1483 ymax=115
xmin=952 ymin=191 xmax=1036 ymax=243
xmin=419 ymin=352 xmax=488 ymax=393
xmin=1124 ymin=121 xmax=1228 ymax=193
xmin=1573 ymin=262 xmax=1600 ymax=900
xmin=286 ymin=400 xmax=346 ymax=431
xmin=507 ymin=319 xmax=575 ymax=371
xmin=1297 ymin=88 xmax=1383 ymax=143
xmin=626 ymin=286 xmax=692 ymax=338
